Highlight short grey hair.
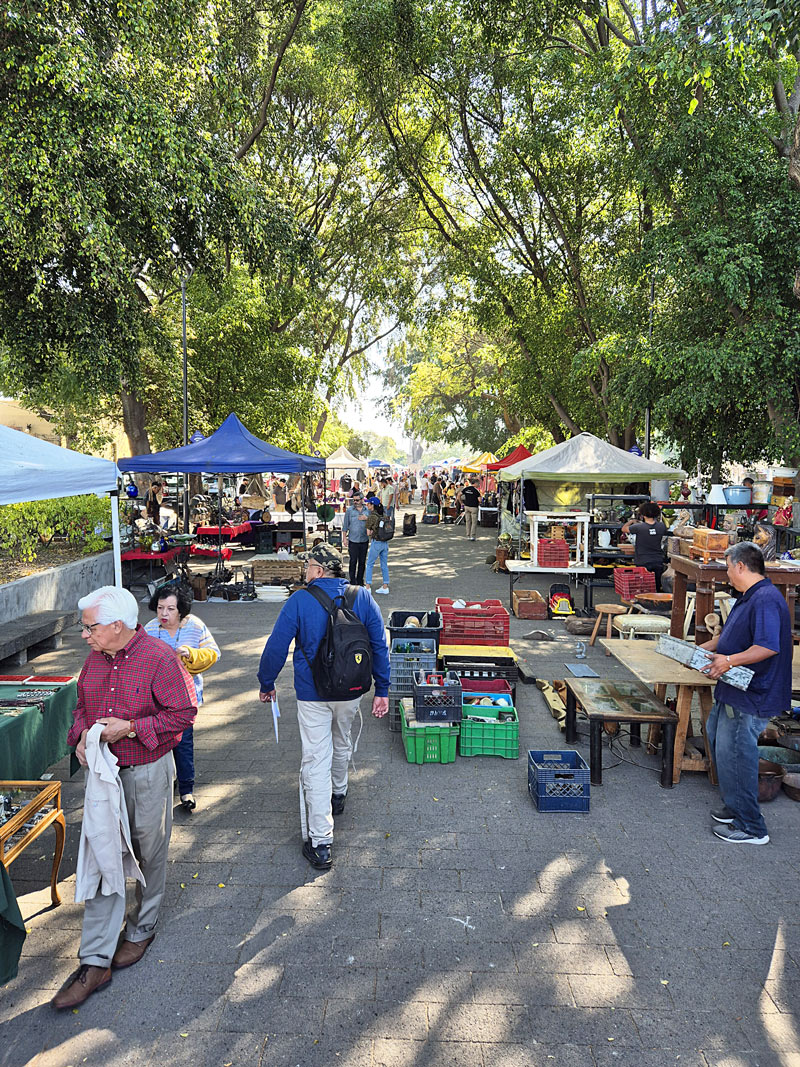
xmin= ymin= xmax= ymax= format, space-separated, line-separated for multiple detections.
xmin=78 ymin=586 xmax=139 ymax=628
xmin=724 ymin=541 xmax=765 ymax=575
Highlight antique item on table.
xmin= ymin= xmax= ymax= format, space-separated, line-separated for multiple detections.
xmin=753 ymin=523 xmax=777 ymax=560
xmin=690 ymin=527 xmax=729 ymax=563
xmin=656 ymin=634 xmax=754 ymax=690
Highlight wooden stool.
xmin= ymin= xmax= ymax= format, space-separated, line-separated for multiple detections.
xmin=683 ymin=591 xmax=733 ymax=639
xmin=589 ymin=603 xmax=628 ymax=653
xmin=612 ymin=614 xmax=671 ymax=640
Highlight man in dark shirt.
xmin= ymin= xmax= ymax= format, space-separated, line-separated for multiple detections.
xmin=52 ymin=586 xmax=196 ymax=1010
xmin=622 ymin=501 xmax=668 ymax=590
xmin=457 ymin=476 xmax=482 ymax=540
xmin=700 ymin=542 xmax=792 ymax=845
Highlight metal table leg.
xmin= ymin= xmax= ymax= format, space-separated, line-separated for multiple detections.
xmin=589 ymin=720 xmax=603 ymax=785
xmin=661 ymin=721 xmax=676 ymax=788
xmin=565 ymin=688 xmax=578 ymax=744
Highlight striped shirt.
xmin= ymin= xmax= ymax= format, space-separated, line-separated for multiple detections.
xmin=144 ymin=614 xmax=220 ymax=704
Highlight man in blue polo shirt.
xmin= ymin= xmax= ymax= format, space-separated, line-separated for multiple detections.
xmin=700 ymin=541 xmax=792 ymax=845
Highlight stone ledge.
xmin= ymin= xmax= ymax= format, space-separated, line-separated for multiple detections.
xmin=0 ymin=551 xmax=114 ymax=626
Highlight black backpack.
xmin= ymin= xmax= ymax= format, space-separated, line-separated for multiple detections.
xmin=300 ymin=584 xmax=374 ymax=700
xmin=373 ymin=515 xmax=395 ymax=541
xmin=402 ymin=513 xmax=417 ymax=536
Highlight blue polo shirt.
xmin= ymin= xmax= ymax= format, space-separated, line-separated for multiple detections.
xmin=715 ymin=577 xmax=792 ymax=717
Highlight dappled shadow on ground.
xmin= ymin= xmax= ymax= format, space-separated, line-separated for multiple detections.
xmin=3 ymin=509 xmax=800 ymax=1066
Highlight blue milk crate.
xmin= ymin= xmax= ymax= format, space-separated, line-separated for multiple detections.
xmin=528 ymin=750 xmax=590 ymax=813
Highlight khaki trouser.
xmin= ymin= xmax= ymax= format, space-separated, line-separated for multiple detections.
xmin=79 ymin=752 xmax=174 ymax=966
xmin=465 ymin=506 xmax=479 ymax=538
xmin=296 ymin=698 xmax=362 ymax=846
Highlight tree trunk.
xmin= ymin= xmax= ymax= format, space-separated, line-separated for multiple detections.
xmin=312 ymin=409 xmax=328 ymax=443
xmin=120 ymin=387 xmax=151 ymax=456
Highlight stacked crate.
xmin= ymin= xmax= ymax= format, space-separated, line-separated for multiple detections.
xmin=386 ymin=611 xmax=442 ymax=733
xmin=388 ymin=637 xmax=437 ymax=732
xmin=613 ymin=566 xmax=656 ymax=600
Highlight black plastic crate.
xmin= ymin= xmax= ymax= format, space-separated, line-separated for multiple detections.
xmin=413 ymin=670 xmax=462 ymax=723
xmin=388 ymin=693 xmax=406 ymax=733
xmin=387 ymin=611 xmax=442 ymax=651
xmin=441 ymin=658 xmax=518 ymax=704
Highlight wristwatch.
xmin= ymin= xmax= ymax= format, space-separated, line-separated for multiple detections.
xmin=127 ymin=724 xmax=136 ymax=739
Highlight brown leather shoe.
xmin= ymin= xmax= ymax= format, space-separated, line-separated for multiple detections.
xmin=112 ymin=934 xmax=155 ymax=969
xmin=51 ymin=965 xmax=111 ymax=1010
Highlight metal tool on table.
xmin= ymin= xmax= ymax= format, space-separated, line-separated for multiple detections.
xmin=656 ymin=635 xmax=753 ymax=690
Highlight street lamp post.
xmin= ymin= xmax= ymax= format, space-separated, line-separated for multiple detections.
xmin=181 ymin=272 xmax=190 ymax=532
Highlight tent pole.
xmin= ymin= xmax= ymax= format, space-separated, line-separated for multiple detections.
xmin=301 ymin=480 xmax=307 ymax=550
xmin=109 ymin=488 xmax=123 ymax=588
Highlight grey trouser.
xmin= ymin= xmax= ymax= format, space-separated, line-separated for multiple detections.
xmin=465 ymin=507 xmax=479 ymax=538
xmin=296 ymin=698 xmax=361 ymax=846
xmin=79 ymin=752 xmax=174 ymax=966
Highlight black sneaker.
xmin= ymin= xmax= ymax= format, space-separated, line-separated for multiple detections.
xmin=331 ymin=793 xmax=346 ymax=816
xmin=711 ymin=804 xmax=735 ymax=824
xmin=302 ymin=839 xmax=333 ymax=869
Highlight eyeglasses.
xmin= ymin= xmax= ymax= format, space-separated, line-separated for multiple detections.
xmin=80 ymin=622 xmax=104 ymax=634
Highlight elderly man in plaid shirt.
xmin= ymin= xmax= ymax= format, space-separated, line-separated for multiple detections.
xmin=52 ymin=586 xmax=197 ymax=1010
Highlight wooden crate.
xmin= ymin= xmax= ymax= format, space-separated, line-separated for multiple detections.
xmin=513 ymin=589 xmax=548 ymax=619
xmin=689 ymin=545 xmax=726 ymax=563
xmin=250 ymin=556 xmax=303 ymax=583
xmin=692 ymin=527 xmax=729 ymax=552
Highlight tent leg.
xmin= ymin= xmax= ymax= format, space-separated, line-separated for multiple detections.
xmin=110 ymin=489 xmax=123 ymax=588
xmin=302 ymin=492 xmax=307 ymax=551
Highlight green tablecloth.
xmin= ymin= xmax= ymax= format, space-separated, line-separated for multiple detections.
xmin=0 ymin=861 xmax=26 ymax=985
xmin=0 ymin=680 xmax=77 ymax=780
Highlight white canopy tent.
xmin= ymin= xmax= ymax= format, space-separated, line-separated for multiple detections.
xmin=499 ymin=433 xmax=686 ymax=482
xmin=325 ymin=446 xmax=365 ymax=474
xmin=0 ymin=425 xmax=122 ymax=586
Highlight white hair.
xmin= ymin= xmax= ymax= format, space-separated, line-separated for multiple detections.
xmin=78 ymin=586 xmax=139 ymax=629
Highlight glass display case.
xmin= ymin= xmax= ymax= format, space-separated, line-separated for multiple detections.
xmin=0 ymin=780 xmax=65 ymax=906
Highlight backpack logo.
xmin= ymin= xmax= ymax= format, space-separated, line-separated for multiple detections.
xmin=355 ymin=653 xmax=363 ymax=664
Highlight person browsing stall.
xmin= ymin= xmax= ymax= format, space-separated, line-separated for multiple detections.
xmin=364 ymin=496 xmax=392 ymax=595
xmin=144 ymin=583 xmax=220 ymax=813
xmin=257 ymin=544 xmax=389 ymax=870
xmin=52 ymin=587 xmax=196 ymax=1010
xmin=700 ymin=541 xmax=792 ymax=845
xmin=342 ymin=491 xmax=370 ymax=585
xmin=456 ymin=476 xmax=481 ymax=541
xmin=622 ymin=502 xmax=668 ymax=591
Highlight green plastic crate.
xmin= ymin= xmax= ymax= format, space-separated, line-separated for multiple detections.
xmin=400 ymin=698 xmax=459 ymax=764
xmin=459 ymin=706 xmax=519 ymax=758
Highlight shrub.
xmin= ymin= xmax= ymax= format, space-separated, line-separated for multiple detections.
xmin=0 ymin=496 xmax=112 ymax=562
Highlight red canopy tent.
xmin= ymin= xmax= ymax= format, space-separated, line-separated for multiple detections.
xmin=485 ymin=446 xmax=532 ymax=471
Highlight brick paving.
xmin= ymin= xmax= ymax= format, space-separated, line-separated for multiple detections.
xmin=2 ymin=510 xmax=800 ymax=1066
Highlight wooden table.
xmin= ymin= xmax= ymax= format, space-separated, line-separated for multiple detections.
xmin=563 ymin=677 xmax=678 ymax=788
xmin=669 ymin=555 xmax=800 ymax=644
xmin=599 ymin=640 xmax=716 ymax=784
xmin=0 ymin=780 xmax=66 ymax=905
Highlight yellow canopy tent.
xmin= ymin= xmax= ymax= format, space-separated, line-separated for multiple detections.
xmin=461 ymin=451 xmax=497 ymax=473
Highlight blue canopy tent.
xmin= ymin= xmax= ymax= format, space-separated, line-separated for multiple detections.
xmin=118 ymin=413 xmax=325 ymax=563
xmin=367 ymin=458 xmax=386 ymax=468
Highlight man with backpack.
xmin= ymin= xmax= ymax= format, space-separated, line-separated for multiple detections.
xmin=364 ymin=496 xmax=394 ymax=595
xmin=257 ymin=544 xmax=389 ymax=870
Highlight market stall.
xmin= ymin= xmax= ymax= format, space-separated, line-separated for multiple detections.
xmin=119 ymin=413 xmax=324 ymax=596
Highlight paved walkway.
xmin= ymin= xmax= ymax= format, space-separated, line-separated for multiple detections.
xmin=2 ymin=511 xmax=800 ymax=1067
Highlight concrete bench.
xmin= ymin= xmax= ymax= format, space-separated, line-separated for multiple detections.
xmin=0 ymin=609 xmax=79 ymax=667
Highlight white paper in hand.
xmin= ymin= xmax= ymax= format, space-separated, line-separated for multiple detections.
xmin=271 ymin=697 xmax=280 ymax=742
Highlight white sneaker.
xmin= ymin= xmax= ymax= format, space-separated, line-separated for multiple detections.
xmin=374 ymin=587 xmax=390 ymax=595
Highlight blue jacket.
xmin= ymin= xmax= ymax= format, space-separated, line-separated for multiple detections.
xmin=258 ymin=577 xmax=390 ymax=700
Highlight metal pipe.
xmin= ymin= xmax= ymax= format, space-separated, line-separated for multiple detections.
xmin=181 ymin=275 xmax=190 ymax=531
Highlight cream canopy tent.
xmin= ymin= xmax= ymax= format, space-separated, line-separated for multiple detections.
xmin=461 ymin=451 xmax=498 ymax=473
xmin=499 ymin=433 xmax=686 ymax=482
xmin=498 ymin=432 xmax=686 ymax=511
xmin=325 ymin=446 xmax=365 ymax=474
xmin=0 ymin=425 xmax=122 ymax=586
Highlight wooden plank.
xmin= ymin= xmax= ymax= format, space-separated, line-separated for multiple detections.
xmin=598 ymin=639 xmax=716 ymax=686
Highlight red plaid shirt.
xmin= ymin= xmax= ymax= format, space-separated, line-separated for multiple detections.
xmin=67 ymin=625 xmax=197 ymax=766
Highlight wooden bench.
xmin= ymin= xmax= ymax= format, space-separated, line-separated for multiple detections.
xmin=0 ymin=609 xmax=79 ymax=667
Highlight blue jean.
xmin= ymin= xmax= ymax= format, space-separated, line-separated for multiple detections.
xmin=706 ymin=701 xmax=767 ymax=837
xmin=173 ymin=726 xmax=194 ymax=795
xmin=365 ymin=540 xmax=389 ymax=586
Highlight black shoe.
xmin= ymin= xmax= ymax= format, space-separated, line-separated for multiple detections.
xmin=331 ymin=792 xmax=346 ymax=816
xmin=180 ymin=793 xmax=196 ymax=812
xmin=302 ymin=839 xmax=332 ymax=869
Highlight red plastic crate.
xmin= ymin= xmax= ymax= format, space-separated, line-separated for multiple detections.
xmin=461 ymin=678 xmax=513 ymax=696
xmin=536 ymin=538 xmax=570 ymax=567
xmin=436 ymin=598 xmax=511 ymax=647
xmin=613 ymin=567 xmax=656 ymax=599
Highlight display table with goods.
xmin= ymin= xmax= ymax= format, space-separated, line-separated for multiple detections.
xmin=195 ymin=522 xmax=252 ymax=544
xmin=506 ymin=559 xmax=595 ymax=614
xmin=1 ymin=780 xmax=66 ymax=906
xmin=598 ymin=640 xmax=718 ymax=784
xmin=121 ymin=546 xmax=181 ymax=588
xmin=669 ymin=553 xmax=800 ymax=643
xmin=189 ymin=543 xmax=233 ymax=561
xmin=563 ymin=676 xmax=679 ymax=788
xmin=0 ymin=677 xmax=77 ymax=780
